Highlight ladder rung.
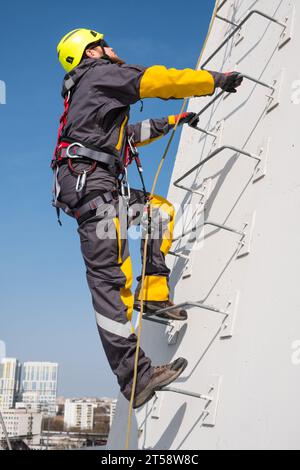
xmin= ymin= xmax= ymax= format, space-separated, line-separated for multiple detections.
xmin=193 ymin=90 xmax=224 ymax=120
xmin=216 ymin=14 xmax=238 ymax=27
xmin=201 ymin=9 xmax=287 ymax=69
xmin=142 ymin=315 xmax=172 ymax=327
xmin=205 ymin=220 xmax=244 ymax=236
xmin=217 ymin=0 xmax=228 ymax=12
xmin=190 ymin=124 xmax=217 ymax=138
xmin=168 ymin=251 xmax=190 ymax=260
xmin=161 ymin=386 xmax=212 ymax=401
xmin=190 ymin=74 xmax=277 ymax=127
xmin=174 ymin=145 xmax=260 ymax=193
xmin=173 ymin=219 xmax=245 ymax=242
xmin=242 ymin=73 xmax=275 ymax=91
xmin=154 ymin=301 xmax=228 ymax=317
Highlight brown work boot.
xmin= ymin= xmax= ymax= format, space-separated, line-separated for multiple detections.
xmin=133 ymin=357 xmax=188 ymax=409
xmin=134 ymin=299 xmax=188 ymax=321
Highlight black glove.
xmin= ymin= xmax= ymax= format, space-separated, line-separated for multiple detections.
xmin=174 ymin=112 xmax=199 ymax=127
xmin=210 ymin=71 xmax=244 ymax=93
xmin=187 ymin=112 xmax=199 ymax=128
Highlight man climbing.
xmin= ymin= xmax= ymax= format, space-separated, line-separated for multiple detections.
xmin=52 ymin=29 xmax=243 ymax=408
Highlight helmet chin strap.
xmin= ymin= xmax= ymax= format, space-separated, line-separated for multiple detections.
xmin=100 ymin=45 xmax=125 ymax=65
xmin=100 ymin=46 xmax=112 ymax=62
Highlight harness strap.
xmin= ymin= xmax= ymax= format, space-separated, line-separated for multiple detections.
xmin=53 ymin=143 xmax=121 ymax=177
xmin=52 ymin=65 xmax=96 ymax=163
xmin=67 ymin=144 xmax=116 ymax=168
xmin=73 ymin=189 xmax=120 ymax=225
xmin=52 ymin=93 xmax=71 ymax=161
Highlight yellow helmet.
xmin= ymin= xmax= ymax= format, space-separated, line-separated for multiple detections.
xmin=57 ymin=29 xmax=104 ymax=73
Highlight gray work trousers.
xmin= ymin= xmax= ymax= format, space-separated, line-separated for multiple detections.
xmin=56 ymin=162 xmax=174 ymax=400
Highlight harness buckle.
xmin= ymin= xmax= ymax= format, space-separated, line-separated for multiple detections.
xmin=66 ymin=143 xmax=98 ymax=193
xmin=66 ymin=142 xmax=84 ymax=159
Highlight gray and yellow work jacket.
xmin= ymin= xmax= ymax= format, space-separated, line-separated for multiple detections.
xmin=59 ymin=58 xmax=215 ymax=160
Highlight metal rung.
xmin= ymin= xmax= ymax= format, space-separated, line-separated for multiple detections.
xmin=205 ymin=220 xmax=244 ymax=236
xmin=177 ymin=188 xmax=205 ymax=197
xmin=173 ymin=219 xmax=245 ymax=242
xmin=242 ymin=73 xmax=275 ymax=91
xmin=193 ymin=90 xmax=224 ymax=119
xmin=202 ymin=9 xmax=287 ymax=69
xmin=168 ymin=251 xmax=190 ymax=260
xmin=217 ymin=0 xmax=228 ymax=12
xmin=216 ymin=14 xmax=238 ymax=27
xmin=142 ymin=315 xmax=172 ymax=327
xmin=190 ymin=73 xmax=276 ymax=126
xmin=151 ymin=375 xmax=222 ymax=425
xmin=154 ymin=301 xmax=228 ymax=317
xmin=191 ymin=125 xmax=217 ymax=138
xmin=174 ymin=145 xmax=261 ymax=193
xmin=161 ymin=386 xmax=212 ymax=402
xmin=173 ymin=177 xmax=211 ymax=198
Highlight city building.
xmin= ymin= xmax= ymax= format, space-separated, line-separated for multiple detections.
xmin=64 ymin=399 xmax=97 ymax=430
xmin=93 ymin=398 xmax=117 ymax=434
xmin=0 ymin=409 xmax=42 ymax=446
xmin=22 ymin=362 xmax=58 ymax=416
xmin=109 ymin=399 xmax=117 ymax=427
xmin=56 ymin=396 xmax=65 ymax=416
xmin=0 ymin=358 xmax=22 ymax=410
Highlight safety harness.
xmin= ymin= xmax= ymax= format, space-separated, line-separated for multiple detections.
xmin=52 ymin=75 xmax=148 ymax=226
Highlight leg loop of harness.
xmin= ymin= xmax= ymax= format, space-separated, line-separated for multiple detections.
xmin=67 ymin=158 xmax=97 ymax=193
xmin=74 ymin=189 xmax=120 ymax=225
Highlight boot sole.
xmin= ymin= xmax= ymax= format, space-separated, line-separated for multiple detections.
xmin=134 ymin=302 xmax=188 ymax=322
xmin=132 ymin=390 xmax=156 ymax=409
xmin=154 ymin=312 xmax=188 ymax=321
xmin=154 ymin=359 xmax=188 ymax=391
xmin=133 ymin=360 xmax=188 ymax=409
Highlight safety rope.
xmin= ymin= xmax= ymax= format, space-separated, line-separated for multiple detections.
xmin=125 ymin=0 xmax=221 ymax=450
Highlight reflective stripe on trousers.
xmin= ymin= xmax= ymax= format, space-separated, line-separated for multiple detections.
xmin=95 ymin=310 xmax=132 ymax=339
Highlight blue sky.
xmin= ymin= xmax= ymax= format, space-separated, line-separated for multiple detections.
xmin=0 ymin=0 xmax=214 ymax=398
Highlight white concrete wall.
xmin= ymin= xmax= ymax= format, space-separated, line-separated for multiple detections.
xmin=108 ymin=0 xmax=300 ymax=450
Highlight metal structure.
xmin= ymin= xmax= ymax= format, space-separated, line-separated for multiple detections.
xmin=0 ymin=410 xmax=12 ymax=451
xmin=108 ymin=0 xmax=300 ymax=450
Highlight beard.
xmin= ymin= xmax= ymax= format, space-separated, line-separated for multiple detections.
xmin=109 ymin=55 xmax=126 ymax=65
xmin=100 ymin=46 xmax=126 ymax=65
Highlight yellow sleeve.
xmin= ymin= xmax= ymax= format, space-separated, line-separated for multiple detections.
xmin=135 ymin=135 xmax=164 ymax=148
xmin=140 ymin=65 xmax=215 ymax=100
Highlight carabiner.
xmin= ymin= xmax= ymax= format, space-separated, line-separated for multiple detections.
xmin=120 ymin=168 xmax=131 ymax=202
xmin=128 ymin=134 xmax=138 ymax=157
xmin=76 ymin=170 xmax=88 ymax=193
